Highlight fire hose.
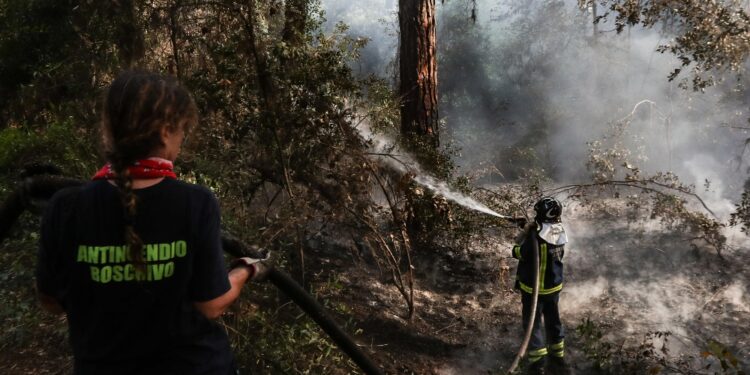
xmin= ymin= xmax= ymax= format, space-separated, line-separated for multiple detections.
xmin=506 ymin=227 xmax=540 ymax=374
xmin=220 ymin=235 xmax=382 ymax=375
xmin=0 ymin=173 xmax=383 ymax=375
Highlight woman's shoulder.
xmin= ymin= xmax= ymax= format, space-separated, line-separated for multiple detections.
xmin=163 ymin=179 xmax=217 ymax=199
xmin=73 ymin=178 xmax=219 ymax=206
xmin=152 ymin=179 xmax=220 ymax=211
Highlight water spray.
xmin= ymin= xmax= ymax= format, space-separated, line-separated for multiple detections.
xmin=405 ymin=164 xmax=536 ymax=373
xmin=361 ymin=125 xmax=523 ymax=221
xmin=362 ymin=127 xmax=538 ymax=372
xmin=409 ymin=165 xmax=536 ymax=373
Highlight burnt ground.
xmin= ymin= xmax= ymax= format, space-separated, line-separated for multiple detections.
xmin=304 ymin=203 xmax=750 ymax=375
xmin=0 ymin=348 xmax=71 ymax=375
xmin=307 ymin=230 xmax=578 ymax=375
xmin=306 ymin=232 xmax=520 ymax=374
xmin=0 ymin=308 xmax=72 ymax=375
xmin=2 ymin=203 xmax=749 ymax=374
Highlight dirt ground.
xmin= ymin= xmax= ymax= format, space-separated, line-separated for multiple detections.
xmin=307 ymin=203 xmax=750 ymax=374
xmin=311 ymin=227 xmax=568 ymax=374
xmin=2 ymin=203 xmax=748 ymax=374
xmin=0 ymin=345 xmax=71 ymax=375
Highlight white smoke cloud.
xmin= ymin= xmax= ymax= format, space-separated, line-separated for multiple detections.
xmin=320 ymin=0 xmax=397 ymax=77
xmin=325 ymin=0 xmax=748 ymax=203
xmin=357 ymin=122 xmax=507 ymax=218
xmin=320 ymin=0 xmax=750 ymax=369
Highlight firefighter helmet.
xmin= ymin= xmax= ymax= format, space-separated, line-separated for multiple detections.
xmin=534 ymin=197 xmax=562 ymax=223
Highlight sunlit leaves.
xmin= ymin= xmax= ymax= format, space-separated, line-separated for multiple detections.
xmin=586 ymin=0 xmax=750 ymax=91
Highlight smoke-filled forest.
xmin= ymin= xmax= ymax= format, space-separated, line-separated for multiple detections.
xmin=1 ymin=0 xmax=749 ymax=374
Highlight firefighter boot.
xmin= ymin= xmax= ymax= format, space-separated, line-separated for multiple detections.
xmin=547 ymin=356 xmax=572 ymax=375
xmin=525 ymin=357 xmax=546 ymax=375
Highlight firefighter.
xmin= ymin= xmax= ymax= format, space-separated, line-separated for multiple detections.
xmin=511 ymin=197 xmax=571 ymax=375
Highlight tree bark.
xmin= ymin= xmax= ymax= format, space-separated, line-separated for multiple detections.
xmin=592 ymin=0 xmax=599 ymax=43
xmin=111 ymin=0 xmax=145 ymax=68
xmin=398 ymin=0 xmax=439 ymax=147
xmin=168 ymin=0 xmax=183 ymax=78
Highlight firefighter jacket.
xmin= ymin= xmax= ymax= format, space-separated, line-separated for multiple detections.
xmin=512 ymin=230 xmax=564 ymax=295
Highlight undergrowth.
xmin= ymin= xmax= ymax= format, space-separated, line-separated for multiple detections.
xmin=576 ymin=317 xmax=746 ymax=375
xmin=0 ymin=214 xmax=71 ymax=369
xmin=224 ymin=278 xmax=362 ymax=374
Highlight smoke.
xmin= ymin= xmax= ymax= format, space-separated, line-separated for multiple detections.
xmin=723 ymin=281 xmax=750 ymax=313
xmin=357 ymin=123 xmax=507 ymax=218
xmin=320 ymin=0 xmax=397 ymax=78
xmin=682 ymin=154 xmax=738 ymax=218
xmin=322 ymin=0 xmax=750 ymax=216
xmin=320 ymin=0 xmax=750 ymax=369
xmin=564 ymin=213 xmax=750 ymax=367
xmin=465 ymin=1 xmax=747 ymax=206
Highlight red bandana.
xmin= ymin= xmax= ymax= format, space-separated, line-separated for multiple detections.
xmin=92 ymin=158 xmax=177 ymax=180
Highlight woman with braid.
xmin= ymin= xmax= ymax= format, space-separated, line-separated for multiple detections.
xmin=36 ymin=71 xmax=266 ymax=374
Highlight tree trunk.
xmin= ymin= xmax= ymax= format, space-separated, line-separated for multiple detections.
xmin=592 ymin=0 xmax=599 ymax=43
xmin=111 ymin=0 xmax=145 ymax=68
xmin=398 ymin=0 xmax=439 ymax=147
xmin=168 ymin=0 xmax=183 ymax=78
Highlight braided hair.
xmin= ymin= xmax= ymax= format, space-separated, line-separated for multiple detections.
xmin=102 ymin=71 xmax=197 ymax=268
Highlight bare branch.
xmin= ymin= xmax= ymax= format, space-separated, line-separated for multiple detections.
xmin=544 ymin=180 xmax=718 ymax=219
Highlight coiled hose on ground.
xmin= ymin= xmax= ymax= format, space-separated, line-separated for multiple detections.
xmin=0 ymin=173 xmax=383 ymax=375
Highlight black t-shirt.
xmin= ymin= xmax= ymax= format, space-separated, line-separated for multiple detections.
xmin=36 ymin=179 xmax=233 ymax=375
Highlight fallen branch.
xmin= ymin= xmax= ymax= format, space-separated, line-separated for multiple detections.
xmin=543 ymin=179 xmax=718 ymax=219
xmin=434 ymin=319 xmax=460 ymax=334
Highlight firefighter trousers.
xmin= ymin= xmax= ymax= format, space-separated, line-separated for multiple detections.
xmin=521 ymin=291 xmax=565 ymax=362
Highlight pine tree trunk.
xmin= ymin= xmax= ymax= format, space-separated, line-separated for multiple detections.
xmin=398 ymin=0 xmax=439 ymax=147
xmin=592 ymin=0 xmax=599 ymax=43
xmin=111 ymin=0 xmax=145 ymax=67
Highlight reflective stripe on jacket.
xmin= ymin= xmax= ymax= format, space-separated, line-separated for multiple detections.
xmin=512 ymin=231 xmax=564 ymax=295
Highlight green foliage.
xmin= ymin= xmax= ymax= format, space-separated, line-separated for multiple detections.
xmin=701 ymin=340 xmax=747 ymax=375
xmin=0 ymin=121 xmax=98 ymax=177
xmin=0 ymin=215 xmax=68 ymax=354
xmin=0 ymin=0 xmax=382 ymax=370
xmin=0 ymin=0 xmax=746 ymax=373
xmin=577 ymin=318 xmax=748 ymax=375
xmin=729 ymin=189 xmax=750 ymax=233
xmin=0 ymin=121 xmax=93 ymax=357
xmin=361 ymin=72 xmax=472 ymax=252
xmin=576 ymin=318 xmax=675 ymax=374
xmin=576 ymin=317 xmax=616 ymax=371
xmin=225 ymin=282 xmax=361 ymax=375
xmin=0 ymin=127 xmax=34 ymax=169
xmin=177 ymin=3 xmax=377 ymax=257
xmin=588 ymin=0 xmax=750 ymax=91
xmin=0 ymin=0 xmax=129 ymax=126
xmin=0 ymin=0 xmax=76 ymax=99
xmin=561 ymin=105 xmax=729 ymax=256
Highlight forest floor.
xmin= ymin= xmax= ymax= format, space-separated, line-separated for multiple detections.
xmin=1 ymin=200 xmax=749 ymax=374
xmin=307 ymin=201 xmax=750 ymax=374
